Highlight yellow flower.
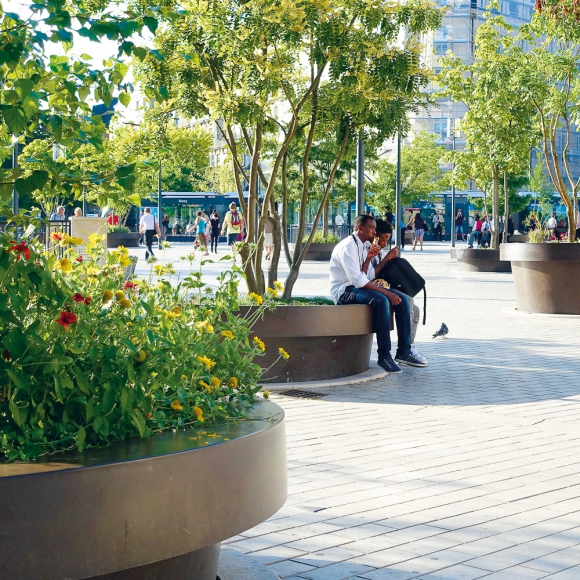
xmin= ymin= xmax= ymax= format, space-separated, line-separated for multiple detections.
xmin=131 ymin=336 xmax=139 ymax=344
xmin=204 ymin=309 xmax=212 ymax=317
xmin=228 ymin=377 xmax=238 ymax=388
xmin=253 ymin=336 xmax=266 ymax=352
xmin=249 ymin=292 xmax=264 ymax=305
xmin=62 ymin=234 xmax=84 ymax=246
xmin=119 ymin=298 xmax=132 ymax=309
xmin=102 ymin=289 xmax=113 ymax=302
xmin=273 ymin=280 xmax=284 ymax=291
xmin=193 ymin=406 xmax=204 ymax=422
xmin=116 ymin=245 xmax=129 ymax=255
xmin=89 ymin=233 xmax=106 ymax=245
xmin=196 ymin=355 xmax=216 ymax=370
xmin=266 ymin=287 xmax=279 ymax=299
xmin=278 ymin=347 xmax=290 ymax=360
xmin=165 ymin=263 xmax=176 ymax=275
xmin=114 ymin=290 xmax=125 ymax=301
xmin=153 ymin=264 xmax=167 ymax=276
xmin=195 ymin=320 xmax=214 ymax=334
xmin=211 ymin=376 xmax=221 ymax=388
xmin=199 ymin=380 xmax=212 ymax=390
xmin=86 ymin=266 xmax=99 ymax=277
xmin=262 ymin=390 xmax=270 ymax=399
xmin=171 ymin=400 xmax=183 ymax=411
xmin=165 ymin=306 xmax=182 ymax=319
xmin=221 ymin=330 xmax=234 ymax=340
xmin=54 ymin=258 xmax=72 ymax=273
xmin=119 ymin=257 xmax=131 ymax=268
xmin=181 ymin=374 xmax=188 ymax=381
xmin=134 ymin=350 xmax=146 ymax=362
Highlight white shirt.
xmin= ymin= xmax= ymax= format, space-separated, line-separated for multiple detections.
xmin=481 ymin=221 xmax=490 ymax=232
xmin=548 ymin=217 xmax=557 ymax=228
xmin=335 ymin=215 xmax=344 ymax=226
xmin=140 ymin=213 xmax=156 ymax=231
xmin=329 ymin=235 xmax=371 ymax=304
xmin=432 ymin=214 xmax=443 ymax=224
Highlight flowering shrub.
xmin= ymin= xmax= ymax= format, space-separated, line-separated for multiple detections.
xmin=0 ymin=228 xmax=274 ymax=461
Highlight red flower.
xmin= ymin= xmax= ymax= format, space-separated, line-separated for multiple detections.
xmin=71 ymin=293 xmax=84 ymax=303
xmin=124 ymin=281 xmax=138 ymax=290
xmin=84 ymin=296 xmax=91 ymax=305
xmin=2 ymin=350 xmax=11 ymax=361
xmin=76 ymin=255 xmax=83 ymax=262
xmin=56 ymin=311 xmax=77 ymax=330
xmin=7 ymin=240 xmax=30 ymax=261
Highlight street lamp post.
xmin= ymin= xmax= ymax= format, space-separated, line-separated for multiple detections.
xmin=450 ymin=119 xmax=460 ymax=248
xmin=356 ymin=129 xmax=365 ymax=216
xmin=395 ymin=133 xmax=402 ymax=247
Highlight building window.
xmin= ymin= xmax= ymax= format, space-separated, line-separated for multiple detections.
xmin=434 ymin=42 xmax=450 ymax=55
xmin=434 ymin=121 xmax=448 ymax=138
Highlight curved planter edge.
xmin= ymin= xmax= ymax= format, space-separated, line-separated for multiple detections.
xmin=451 ymin=248 xmax=511 ymax=273
xmin=0 ymin=401 xmax=286 ymax=580
xmin=107 ymin=232 xmax=141 ymax=248
xmin=288 ymin=242 xmax=338 ymax=261
xmin=499 ymin=243 xmax=580 ymax=314
xmin=241 ymin=304 xmax=373 ymax=382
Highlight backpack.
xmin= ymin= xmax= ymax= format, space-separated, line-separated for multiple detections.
xmin=381 ymin=257 xmax=427 ymax=324
xmin=230 ymin=211 xmax=240 ymax=227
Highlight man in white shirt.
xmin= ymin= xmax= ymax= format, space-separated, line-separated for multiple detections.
xmin=330 ymin=214 xmax=426 ymax=374
xmin=139 ymin=207 xmax=160 ymax=259
xmin=335 ymin=214 xmax=345 ymax=235
xmin=547 ymin=213 xmax=557 ymax=229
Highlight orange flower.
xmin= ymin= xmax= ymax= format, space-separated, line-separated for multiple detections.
xmin=193 ymin=406 xmax=204 ymax=422
xmin=171 ymin=400 xmax=183 ymax=411
xmin=7 ymin=240 xmax=30 ymax=261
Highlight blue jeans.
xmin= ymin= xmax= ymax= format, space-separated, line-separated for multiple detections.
xmin=337 ymin=286 xmax=411 ymax=360
xmin=468 ymin=231 xmax=481 ymax=246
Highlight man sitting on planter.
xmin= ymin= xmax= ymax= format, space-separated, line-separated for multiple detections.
xmin=330 ymin=214 xmax=426 ymax=374
xmin=366 ymin=219 xmax=428 ymax=367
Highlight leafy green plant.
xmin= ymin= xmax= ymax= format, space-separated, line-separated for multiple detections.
xmin=528 ymin=223 xmax=551 ymax=243
xmin=108 ymin=225 xmax=131 ymax=234
xmin=302 ymin=232 xmax=339 ymax=244
xmin=0 ymin=221 xmax=284 ymax=462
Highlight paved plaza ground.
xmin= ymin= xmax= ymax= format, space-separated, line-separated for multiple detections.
xmin=144 ymin=240 xmax=580 ymax=579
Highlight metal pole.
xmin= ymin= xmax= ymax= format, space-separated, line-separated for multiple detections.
xmin=157 ymin=163 xmax=162 ymax=250
xmin=395 ymin=133 xmax=402 ymax=247
xmin=356 ymin=129 xmax=365 ymax=216
xmin=12 ymin=139 xmax=19 ymax=216
xmin=451 ymin=134 xmax=456 ymax=248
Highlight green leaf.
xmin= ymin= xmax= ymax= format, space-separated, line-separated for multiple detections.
xmin=1 ymin=105 xmax=28 ymax=134
xmin=54 ymin=375 xmax=65 ymax=402
xmin=9 ymin=399 xmax=28 ymax=427
xmin=86 ymin=398 xmax=96 ymax=422
xmin=130 ymin=409 xmax=146 ymax=437
xmin=6 ymin=370 xmax=28 ymax=391
xmin=118 ymin=91 xmax=131 ymax=107
xmin=77 ymin=426 xmax=86 ymax=452
xmin=75 ymin=367 xmax=91 ymax=394
xmin=14 ymin=79 xmax=35 ymax=100
xmin=93 ymin=415 xmax=102 ymax=433
xmin=143 ymin=16 xmax=158 ymax=34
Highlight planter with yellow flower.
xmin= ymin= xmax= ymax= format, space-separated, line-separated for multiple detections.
xmin=241 ymin=285 xmax=374 ymax=383
xmin=0 ymin=227 xmax=287 ymax=580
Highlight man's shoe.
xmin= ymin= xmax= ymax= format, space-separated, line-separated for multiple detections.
xmin=410 ymin=345 xmax=428 ymax=366
xmin=395 ymin=351 xmax=428 ymax=368
xmin=377 ymin=355 xmax=402 ymax=374
xmin=145 ymin=251 xmax=149 ymax=260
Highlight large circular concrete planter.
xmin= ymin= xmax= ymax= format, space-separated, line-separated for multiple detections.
xmin=451 ymin=248 xmax=511 ymax=273
xmin=0 ymin=400 xmax=286 ymax=580
xmin=107 ymin=232 xmax=140 ymax=248
xmin=288 ymin=242 xmax=338 ymax=261
xmin=242 ymin=304 xmax=373 ymax=383
xmin=500 ymin=243 xmax=580 ymax=314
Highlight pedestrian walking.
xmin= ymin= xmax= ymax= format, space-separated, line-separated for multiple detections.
xmin=412 ymin=212 xmax=426 ymax=251
xmin=139 ymin=207 xmax=160 ymax=260
xmin=194 ymin=210 xmax=209 ymax=256
xmin=209 ymin=210 xmax=220 ymax=253
xmin=455 ymin=209 xmax=466 ymax=241
xmin=221 ymin=202 xmax=245 ymax=254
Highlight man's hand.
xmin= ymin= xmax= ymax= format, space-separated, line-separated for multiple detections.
xmin=385 ymin=246 xmax=399 ymax=261
xmin=368 ymin=243 xmax=381 ymax=258
xmin=384 ymin=290 xmax=401 ymax=305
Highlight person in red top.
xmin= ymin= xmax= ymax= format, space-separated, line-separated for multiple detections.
xmin=467 ymin=214 xmax=482 ymax=248
xmin=107 ymin=211 xmax=119 ymax=226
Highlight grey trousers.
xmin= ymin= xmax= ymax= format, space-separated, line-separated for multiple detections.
xmin=403 ymin=293 xmax=420 ymax=344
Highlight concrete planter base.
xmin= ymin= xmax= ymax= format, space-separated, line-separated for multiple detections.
xmin=0 ymin=401 xmax=286 ymax=580
xmin=451 ymin=248 xmax=511 ymax=272
xmin=500 ymin=243 xmax=580 ymax=314
xmin=288 ymin=242 xmax=338 ymax=261
xmin=242 ymin=305 xmax=373 ymax=383
xmin=107 ymin=232 xmax=140 ymax=248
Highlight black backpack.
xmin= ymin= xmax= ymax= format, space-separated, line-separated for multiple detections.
xmin=381 ymin=257 xmax=427 ymax=324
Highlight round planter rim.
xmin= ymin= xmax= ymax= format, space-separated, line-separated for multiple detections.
xmin=500 ymin=242 xmax=580 ymax=262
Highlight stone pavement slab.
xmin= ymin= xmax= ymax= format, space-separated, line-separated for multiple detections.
xmin=144 ymin=242 xmax=580 ymax=579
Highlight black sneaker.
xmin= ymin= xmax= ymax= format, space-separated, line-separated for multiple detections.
xmin=145 ymin=251 xmax=149 ymax=260
xmin=395 ymin=352 xmax=428 ymax=368
xmin=377 ymin=355 xmax=402 ymax=374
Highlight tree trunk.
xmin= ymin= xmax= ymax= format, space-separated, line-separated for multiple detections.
xmin=502 ymin=170 xmax=509 ymax=245
xmin=268 ymin=198 xmax=282 ymax=289
xmin=281 ymin=153 xmax=292 ymax=268
xmin=491 ymin=166 xmax=500 ymax=249
xmin=323 ymin=196 xmax=329 ymax=239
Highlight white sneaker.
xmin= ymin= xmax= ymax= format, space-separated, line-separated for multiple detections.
xmin=410 ymin=345 xmax=428 ymax=366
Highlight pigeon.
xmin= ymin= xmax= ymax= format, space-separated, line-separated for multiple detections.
xmin=432 ymin=323 xmax=448 ymax=339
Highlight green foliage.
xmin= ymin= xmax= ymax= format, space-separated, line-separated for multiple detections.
xmin=108 ymin=225 xmax=130 ymax=233
xmin=0 ymin=221 xmax=283 ymax=462
xmin=0 ymin=0 xmax=172 ymax=213
xmin=369 ymin=132 xmax=450 ymax=209
xmin=303 ymin=232 xmax=339 ymax=244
